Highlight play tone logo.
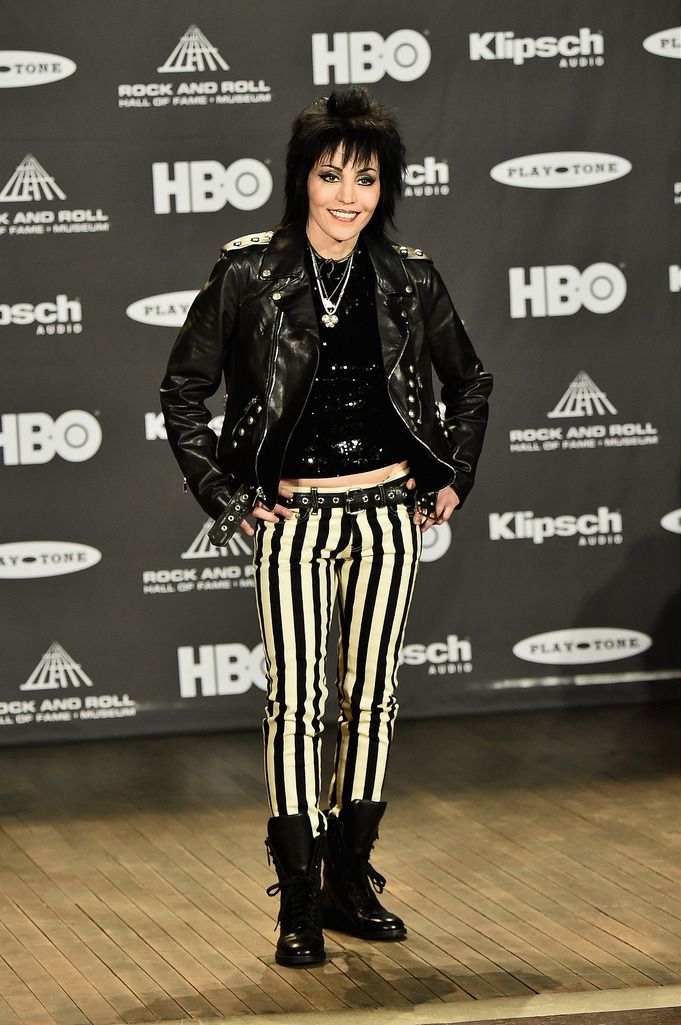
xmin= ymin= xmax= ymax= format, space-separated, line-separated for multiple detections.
xmin=0 ymin=154 xmax=110 ymax=237
xmin=660 ymin=509 xmax=681 ymax=534
xmin=143 ymin=520 xmax=254 ymax=594
xmin=489 ymin=506 xmax=622 ymax=547
xmin=508 ymin=371 xmax=659 ymax=455
xmin=118 ymin=24 xmax=271 ymax=108
xmin=642 ymin=27 xmax=680 ymax=58
xmin=491 ymin=152 xmax=631 ymax=189
xmin=0 ymin=541 xmax=101 ymax=579
xmin=513 ymin=628 xmax=652 ymax=665
xmin=0 ymin=50 xmax=77 ymax=87
xmin=469 ymin=28 xmax=604 ymax=67
xmin=312 ymin=30 xmax=431 ymax=84
xmin=0 ymin=642 xmax=136 ymax=728
xmin=126 ymin=290 xmax=198 ymax=327
xmin=0 ymin=293 xmax=82 ymax=334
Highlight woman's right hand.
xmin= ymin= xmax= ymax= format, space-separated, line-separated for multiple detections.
xmin=239 ymin=487 xmax=295 ymax=537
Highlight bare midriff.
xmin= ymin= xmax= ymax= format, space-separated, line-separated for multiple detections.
xmin=280 ymin=459 xmax=410 ymax=490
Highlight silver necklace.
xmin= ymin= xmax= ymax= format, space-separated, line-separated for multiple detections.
xmin=309 ymin=245 xmax=355 ymax=328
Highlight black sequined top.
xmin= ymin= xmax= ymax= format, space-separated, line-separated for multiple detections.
xmin=281 ymin=243 xmax=413 ymax=478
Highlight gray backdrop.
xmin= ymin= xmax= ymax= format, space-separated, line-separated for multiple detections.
xmin=1 ymin=1 xmax=679 ymax=745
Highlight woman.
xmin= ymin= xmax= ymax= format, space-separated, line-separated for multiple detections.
xmin=160 ymin=87 xmax=492 ymax=967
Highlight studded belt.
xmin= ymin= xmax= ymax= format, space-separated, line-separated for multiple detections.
xmin=282 ymin=476 xmax=414 ymax=516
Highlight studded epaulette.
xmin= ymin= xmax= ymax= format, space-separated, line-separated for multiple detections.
xmin=221 ymin=231 xmax=274 ymax=255
xmin=392 ymin=242 xmax=431 ymax=261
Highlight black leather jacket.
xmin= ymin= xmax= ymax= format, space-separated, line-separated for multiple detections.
xmin=160 ymin=222 xmax=492 ymax=544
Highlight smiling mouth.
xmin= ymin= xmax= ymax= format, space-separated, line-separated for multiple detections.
xmin=328 ymin=209 xmax=359 ymax=221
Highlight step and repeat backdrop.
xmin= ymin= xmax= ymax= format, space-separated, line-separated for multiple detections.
xmin=1 ymin=1 xmax=679 ymax=745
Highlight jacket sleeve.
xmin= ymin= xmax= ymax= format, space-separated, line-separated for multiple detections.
xmin=159 ymin=253 xmax=240 ymax=520
xmin=423 ymin=264 xmax=493 ymax=504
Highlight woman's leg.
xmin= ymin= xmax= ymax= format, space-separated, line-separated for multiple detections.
xmin=328 ymin=503 xmax=422 ymax=814
xmin=253 ymin=509 xmax=350 ymax=835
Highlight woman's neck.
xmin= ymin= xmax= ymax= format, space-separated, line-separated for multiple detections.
xmin=305 ymin=221 xmax=359 ymax=260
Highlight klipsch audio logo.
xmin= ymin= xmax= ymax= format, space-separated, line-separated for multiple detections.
xmin=0 ymin=51 xmax=77 ymax=88
xmin=643 ymin=27 xmax=680 ymax=59
xmin=491 ymin=152 xmax=631 ymax=189
xmin=178 ymin=642 xmax=267 ymax=697
xmin=509 ymin=263 xmax=626 ymax=318
xmin=152 ymin=159 xmax=272 ymax=213
xmin=489 ymin=506 xmax=622 ymax=546
xmin=312 ymin=30 xmax=431 ymax=84
xmin=400 ymin=634 xmax=473 ymax=675
xmin=403 ymin=158 xmax=449 ymax=198
xmin=0 ymin=642 xmax=136 ymax=728
xmin=0 ymin=154 xmax=110 ymax=237
xmin=508 ymin=371 xmax=659 ymax=454
xmin=0 ymin=410 xmax=102 ymax=464
xmin=143 ymin=520 xmax=254 ymax=594
xmin=117 ymin=24 xmax=271 ymax=109
xmin=513 ymin=628 xmax=652 ymax=665
xmin=0 ymin=542 xmax=101 ymax=579
xmin=126 ymin=290 xmax=198 ymax=327
xmin=0 ymin=294 xmax=82 ymax=334
xmin=469 ymin=28 xmax=604 ymax=68
xmin=145 ymin=412 xmax=223 ymax=440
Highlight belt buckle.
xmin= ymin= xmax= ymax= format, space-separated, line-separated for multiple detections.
xmin=344 ymin=488 xmax=363 ymax=514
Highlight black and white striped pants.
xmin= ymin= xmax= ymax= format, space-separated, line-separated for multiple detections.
xmin=253 ymin=492 xmax=422 ymax=836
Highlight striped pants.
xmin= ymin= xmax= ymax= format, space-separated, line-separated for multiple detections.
xmin=253 ymin=494 xmax=422 ymax=836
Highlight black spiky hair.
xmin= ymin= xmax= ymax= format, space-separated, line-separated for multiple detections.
xmin=282 ymin=87 xmax=406 ymax=236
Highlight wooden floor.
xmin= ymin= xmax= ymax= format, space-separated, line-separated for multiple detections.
xmin=0 ymin=702 xmax=678 ymax=1025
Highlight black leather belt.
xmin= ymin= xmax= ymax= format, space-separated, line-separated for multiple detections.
xmin=282 ymin=476 xmax=414 ymax=516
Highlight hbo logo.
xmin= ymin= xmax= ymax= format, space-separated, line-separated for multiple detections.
xmin=509 ymin=263 xmax=627 ymax=318
xmin=312 ymin=30 xmax=431 ymax=84
xmin=0 ymin=411 xmax=102 ymax=465
xmin=152 ymin=158 xmax=273 ymax=214
xmin=178 ymin=643 xmax=267 ymax=697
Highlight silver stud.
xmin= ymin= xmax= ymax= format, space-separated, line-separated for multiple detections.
xmin=234 ymin=240 xmax=242 ymax=247
xmin=262 ymin=268 xmax=271 ymax=278
xmin=408 ymin=378 xmax=415 ymax=387
xmin=408 ymin=394 xmax=415 ymax=403
xmin=408 ymin=410 xmax=416 ymax=418
xmin=256 ymin=405 xmax=262 ymax=413
xmin=401 ymin=310 xmax=408 ymax=319
xmin=232 ymin=440 xmax=238 ymax=447
xmin=399 ymin=246 xmax=408 ymax=256
xmin=220 ymin=524 xmax=228 ymax=531
xmin=247 ymin=416 xmax=254 ymax=424
xmin=238 ymin=427 xmax=245 ymax=435
xmin=405 ymin=285 xmax=413 ymax=294
xmin=251 ymin=236 xmax=260 ymax=242
xmin=409 ymin=364 xmax=415 ymax=372
xmin=414 ymin=248 xmax=423 ymax=256
xmin=272 ymin=291 xmax=282 ymax=301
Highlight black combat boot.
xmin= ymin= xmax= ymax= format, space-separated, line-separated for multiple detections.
xmin=265 ymin=814 xmax=325 ymax=967
xmin=321 ymin=800 xmax=406 ymax=941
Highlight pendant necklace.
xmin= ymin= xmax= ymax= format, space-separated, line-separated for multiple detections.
xmin=309 ymin=245 xmax=355 ymax=328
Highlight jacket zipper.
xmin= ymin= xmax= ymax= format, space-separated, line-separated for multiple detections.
xmin=254 ymin=308 xmax=283 ymax=495
xmin=386 ymin=321 xmax=455 ymax=486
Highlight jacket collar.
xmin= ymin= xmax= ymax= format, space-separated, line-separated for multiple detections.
xmin=260 ymin=221 xmax=412 ymax=296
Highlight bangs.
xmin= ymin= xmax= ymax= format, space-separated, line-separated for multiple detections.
xmin=313 ymin=134 xmax=381 ymax=171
